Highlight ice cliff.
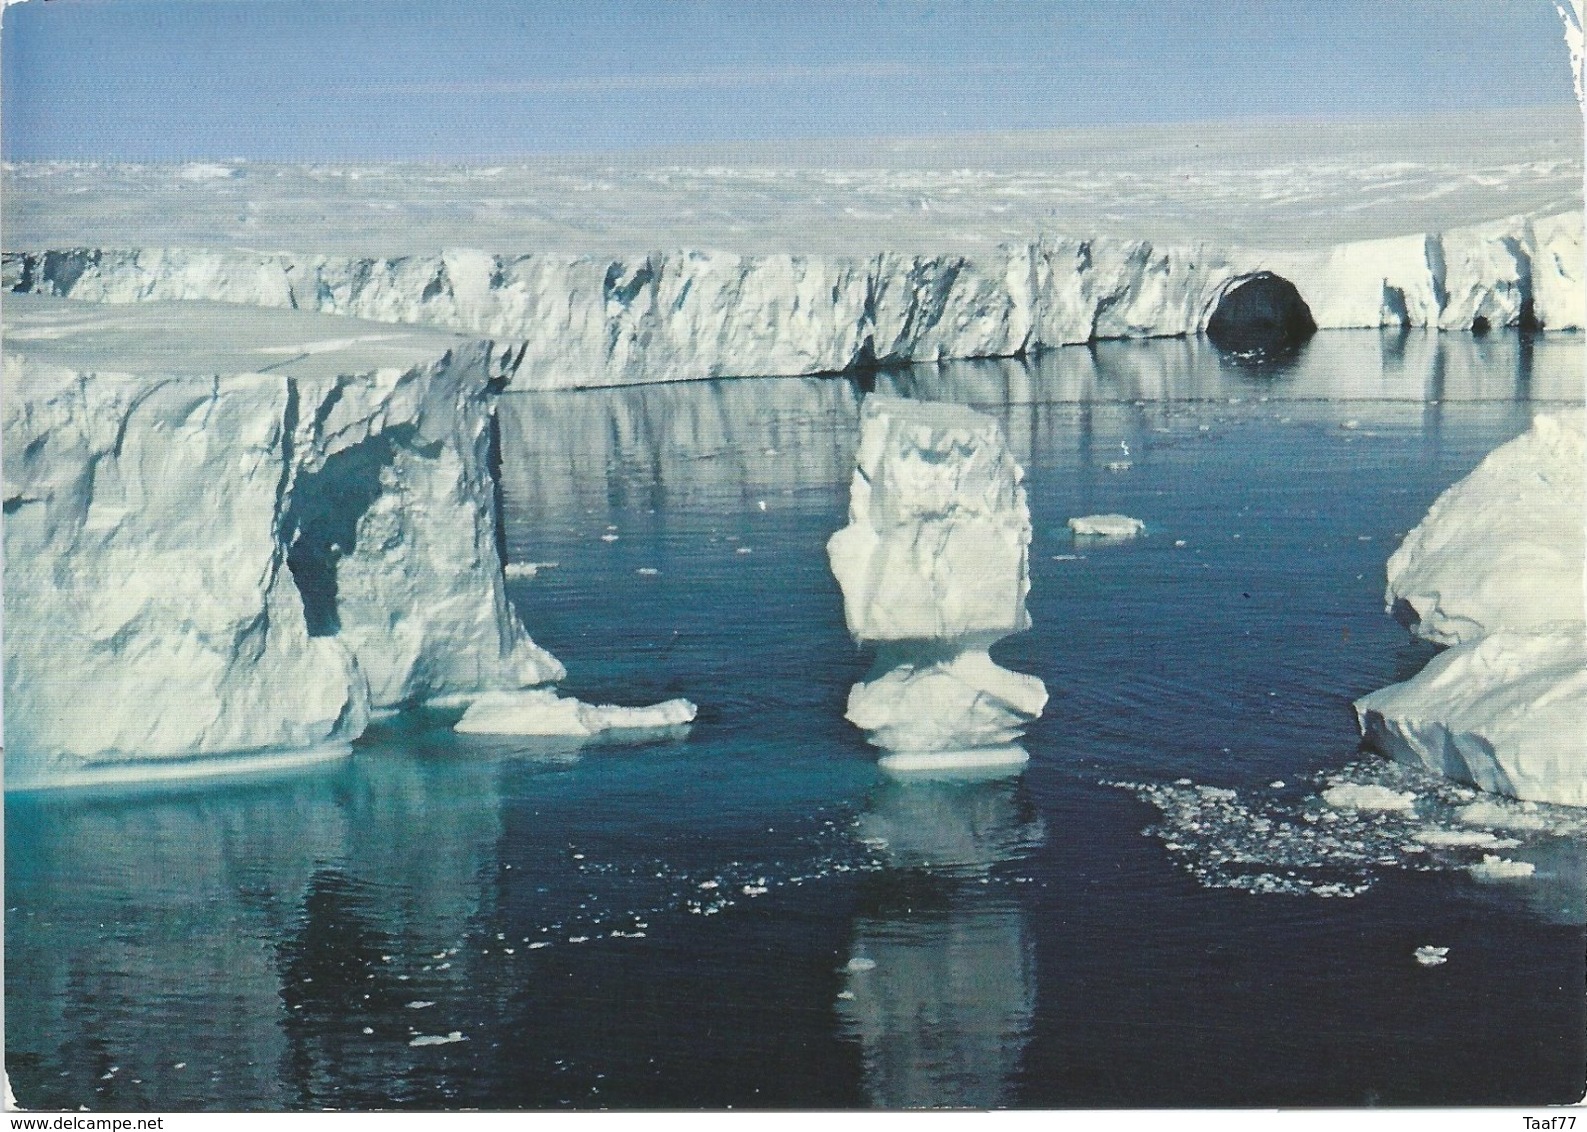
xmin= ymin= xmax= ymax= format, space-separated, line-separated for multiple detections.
xmin=1354 ymin=411 xmax=1586 ymax=807
xmin=3 ymin=296 xmax=562 ymax=788
xmin=5 ymin=208 xmax=1580 ymax=390
xmin=827 ymin=396 xmax=1047 ymax=753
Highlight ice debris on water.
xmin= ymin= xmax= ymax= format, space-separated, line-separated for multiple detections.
xmin=409 ymin=1032 xmax=467 ymax=1048
xmin=1111 ymin=758 xmax=1584 ymax=900
xmin=1068 ymin=514 xmax=1146 ymax=539
xmin=846 ymin=957 xmax=877 ymax=973
xmin=1414 ymin=946 xmax=1449 ymax=967
xmin=1321 ymin=783 xmax=1417 ymax=811
xmin=1468 ymin=854 xmax=1536 ymax=881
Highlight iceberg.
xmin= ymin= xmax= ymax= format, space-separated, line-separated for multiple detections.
xmin=1355 ymin=412 xmax=1586 ymax=807
xmin=827 ymin=396 xmax=1047 ymax=752
xmin=3 ymin=296 xmax=562 ymax=789
xmin=1384 ymin=411 xmax=1585 ymax=645
xmin=454 ymin=688 xmax=696 ymax=739
xmin=1355 ymin=632 xmax=1586 ymax=808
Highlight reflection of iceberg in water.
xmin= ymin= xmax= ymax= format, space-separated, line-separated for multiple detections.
xmin=491 ymin=330 xmax=1577 ymax=542
xmin=838 ymin=771 xmax=1044 ymax=1108
xmin=4 ymin=745 xmax=509 ymax=1110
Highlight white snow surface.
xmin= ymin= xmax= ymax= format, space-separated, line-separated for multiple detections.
xmin=4 ymin=111 xmax=1582 ymax=391
xmin=453 ymin=688 xmax=696 ymax=738
xmin=828 ymin=396 xmax=1046 ymax=752
xmin=1358 ymin=412 xmax=1587 ymax=808
xmin=1067 ymin=514 xmax=1146 ymax=539
xmin=3 ymin=296 xmax=563 ymax=788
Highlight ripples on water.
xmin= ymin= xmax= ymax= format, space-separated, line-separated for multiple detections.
xmin=6 ymin=330 xmax=1585 ymax=1109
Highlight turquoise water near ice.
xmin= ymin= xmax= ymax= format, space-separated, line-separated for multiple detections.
xmin=6 ymin=330 xmax=1585 ymax=1109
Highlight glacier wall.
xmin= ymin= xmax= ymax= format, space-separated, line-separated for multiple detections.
xmin=5 ymin=209 xmax=1579 ymax=390
xmin=4 ymin=310 xmax=562 ymax=788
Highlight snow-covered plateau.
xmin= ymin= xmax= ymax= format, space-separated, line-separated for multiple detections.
xmin=1355 ymin=411 xmax=1587 ymax=808
xmin=3 ymin=295 xmax=563 ymax=788
xmin=828 ymin=396 xmax=1047 ymax=753
xmin=3 ymin=110 xmax=1583 ymax=391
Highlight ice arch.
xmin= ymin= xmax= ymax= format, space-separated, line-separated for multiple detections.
xmin=1205 ymin=272 xmax=1317 ymax=354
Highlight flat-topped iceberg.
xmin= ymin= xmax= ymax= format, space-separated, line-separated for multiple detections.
xmin=454 ymin=688 xmax=696 ymax=739
xmin=828 ymin=396 xmax=1047 ymax=753
xmin=3 ymin=296 xmax=562 ymax=789
xmin=1355 ymin=411 xmax=1586 ymax=807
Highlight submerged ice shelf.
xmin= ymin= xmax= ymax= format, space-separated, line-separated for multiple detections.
xmin=828 ymin=396 xmax=1047 ymax=754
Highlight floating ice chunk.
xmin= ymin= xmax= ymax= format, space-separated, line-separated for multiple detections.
xmin=1414 ymin=946 xmax=1449 ymax=967
xmin=636 ymin=567 xmax=659 ymax=576
xmin=1455 ymin=799 xmax=1550 ymax=831
xmin=503 ymin=562 xmax=539 ymax=579
xmin=600 ymin=533 xmax=620 ymax=542
xmin=846 ymin=957 xmax=877 ymax=973
xmin=405 ymin=1001 xmax=435 ymax=1009
xmin=1468 ymin=854 xmax=1536 ymax=881
xmin=1068 ymin=514 xmax=1146 ymax=539
xmin=177 ymin=162 xmax=236 ymax=181
xmin=1104 ymin=460 xmax=1133 ymax=472
xmin=1321 ymin=783 xmax=1417 ymax=811
xmin=455 ymin=688 xmax=696 ymax=737
xmin=1340 ymin=419 xmax=1361 ymax=430
xmin=409 ymin=1032 xmax=467 ymax=1048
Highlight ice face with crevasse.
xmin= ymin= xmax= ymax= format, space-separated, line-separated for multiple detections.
xmin=827 ymin=395 xmax=1047 ymax=754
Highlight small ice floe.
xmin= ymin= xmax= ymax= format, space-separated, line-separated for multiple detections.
xmin=736 ymin=546 xmax=754 ymax=554
xmin=757 ymin=500 xmax=768 ymax=511
xmin=1051 ymin=554 xmax=1085 ymax=562
xmin=527 ymin=941 xmax=552 ymax=950
xmin=1174 ymin=539 xmax=1188 ymax=548
xmin=503 ymin=562 xmax=539 ymax=580
xmin=1456 ymin=800 xmax=1548 ymax=831
xmin=409 ymin=1032 xmax=467 ymax=1048
xmin=845 ymin=957 xmax=877 ymax=973
xmin=361 ymin=1027 xmax=374 ymax=1035
xmin=405 ymin=1001 xmax=435 ymax=1010
xmin=1104 ymin=460 xmax=1133 ymax=472
xmin=1468 ymin=854 xmax=1536 ymax=881
xmin=1321 ymin=783 xmax=1417 ymax=811
xmin=1414 ymin=945 xmax=1450 ymax=967
xmin=455 ymin=688 xmax=696 ymax=738
xmin=1068 ymin=514 xmax=1145 ymax=539
xmin=600 ymin=533 xmax=620 ymax=542
xmin=568 ymin=936 xmax=590 ymax=944
xmin=1340 ymin=419 xmax=1361 ymax=430
xmin=836 ymin=990 xmax=855 ymax=1000
xmin=636 ymin=567 xmax=659 ymax=576
xmin=1270 ymin=781 xmax=1286 ymax=789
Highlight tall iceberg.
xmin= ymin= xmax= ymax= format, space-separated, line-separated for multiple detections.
xmin=3 ymin=296 xmax=563 ymax=789
xmin=1354 ymin=411 xmax=1585 ymax=807
xmin=827 ymin=396 xmax=1047 ymax=753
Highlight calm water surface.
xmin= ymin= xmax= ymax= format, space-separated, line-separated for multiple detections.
xmin=7 ymin=331 xmax=1585 ymax=1109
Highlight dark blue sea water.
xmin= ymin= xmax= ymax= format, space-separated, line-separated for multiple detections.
xmin=6 ymin=330 xmax=1585 ymax=1109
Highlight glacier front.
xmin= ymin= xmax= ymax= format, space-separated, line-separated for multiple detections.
xmin=3 ymin=296 xmax=563 ymax=788
xmin=828 ymin=396 xmax=1047 ymax=753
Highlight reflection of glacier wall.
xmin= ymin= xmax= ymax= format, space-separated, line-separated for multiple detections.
xmin=3 ymin=297 xmax=561 ymax=787
xmin=6 ymin=209 xmax=1580 ymax=391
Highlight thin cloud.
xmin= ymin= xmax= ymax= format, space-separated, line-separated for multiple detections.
xmin=355 ymin=61 xmax=923 ymax=97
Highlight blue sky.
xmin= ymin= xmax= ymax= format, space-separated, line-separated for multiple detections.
xmin=1 ymin=0 xmax=1578 ymax=160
